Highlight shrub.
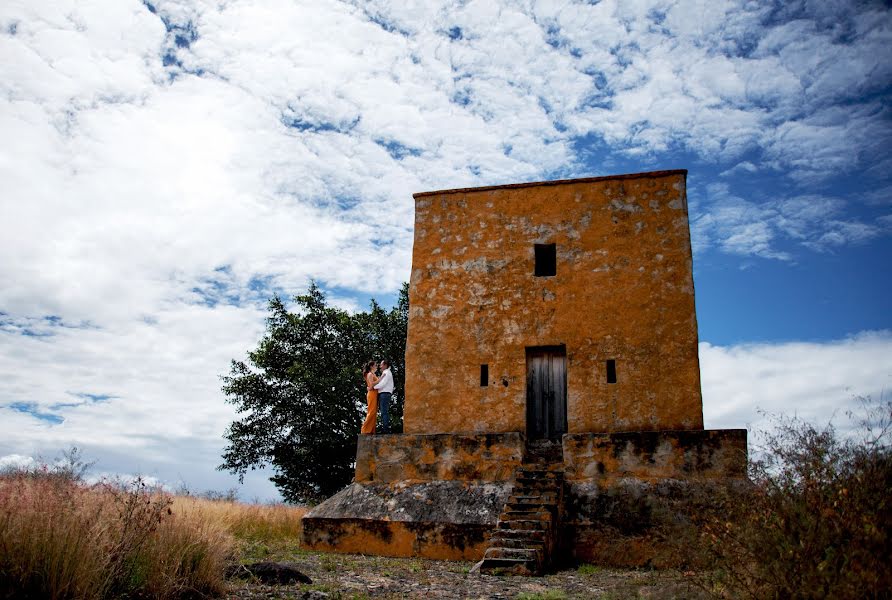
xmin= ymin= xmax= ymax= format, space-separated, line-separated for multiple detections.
xmin=666 ymin=398 xmax=892 ymax=599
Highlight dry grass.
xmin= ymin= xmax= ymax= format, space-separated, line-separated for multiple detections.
xmin=170 ymin=495 xmax=306 ymax=543
xmin=0 ymin=473 xmax=243 ymax=600
xmin=0 ymin=466 xmax=310 ymax=600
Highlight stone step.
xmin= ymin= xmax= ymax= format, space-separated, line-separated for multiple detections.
xmin=508 ymin=493 xmax=558 ymax=504
xmin=488 ymin=535 xmax=546 ymax=549
xmin=504 ymin=505 xmax=557 ymax=518
xmin=478 ymin=557 xmax=536 ymax=576
xmin=515 ymin=473 xmax=563 ymax=484
xmin=481 ymin=460 xmax=566 ymax=577
xmin=514 ymin=480 xmax=561 ymax=495
xmin=498 ymin=519 xmax=551 ymax=531
xmin=501 ymin=504 xmax=552 ymax=515
xmin=484 ymin=546 xmax=542 ymax=562
xmin=516 ymin=473 xmax=562 ymax=482
xmin=491 ymin=528 xmax=547 ymax=542
xmin=516 ymin=466 xmax=563 ymax=475
xmin=523 ymin=455 xmax=563 ymax=466
xmin=499 ymin=509 xmax=550 ymax=522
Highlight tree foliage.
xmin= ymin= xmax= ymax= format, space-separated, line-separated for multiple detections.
xmin=218 ymin=282 xmax=408 ymax=503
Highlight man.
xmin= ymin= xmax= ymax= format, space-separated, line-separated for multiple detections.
xmin=373 ymin=359 xmax=394 ymax=434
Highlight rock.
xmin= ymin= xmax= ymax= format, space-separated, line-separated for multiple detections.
xmin=225 ymin=561 xmax=312 ymax=585
xmin=300 ymin=591 xmax=330 ymax=599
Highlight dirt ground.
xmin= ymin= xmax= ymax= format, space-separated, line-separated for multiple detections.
xmin=225 ymin=549 xmax=710 ymax=600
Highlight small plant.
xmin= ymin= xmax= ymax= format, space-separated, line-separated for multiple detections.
xmin=516 ymin=590 xmax=567 ymax=600
xmin=320 ymin=554 xmax=339 ymax=572
xmin=577 ymin=563 xmax=602 ymax=575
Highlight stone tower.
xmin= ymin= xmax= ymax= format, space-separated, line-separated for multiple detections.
xmin=302 ymin=171 xmax=746 ymax=571
xmin=405 ymin=170 xmax=702 ymax=437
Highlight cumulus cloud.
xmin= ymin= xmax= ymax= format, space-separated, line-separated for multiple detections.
xmin=0 ymin=454 xmax=38 ymax=472
xmin=702 ymin=330 xmax=892 ymax=438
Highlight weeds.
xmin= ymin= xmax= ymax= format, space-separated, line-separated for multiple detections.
xmin=577 ymin=563 xmax=602 ymax=575
xmin=171 ymin=495 xmax=305 ymax=543
xmin=516 ymin=590 xmax=567 ymax=600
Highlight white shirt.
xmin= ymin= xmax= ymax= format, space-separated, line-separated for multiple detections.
xmin=374 ymin=368 xmax=394 ymax=393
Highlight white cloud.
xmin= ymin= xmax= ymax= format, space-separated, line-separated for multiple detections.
xmin=702 ymin=330 xmax=892 ymax=438
xmin=0 ymin=454 xmax=38 ymax=472
xmin=692 ymin=183 xmax=881 ymax=260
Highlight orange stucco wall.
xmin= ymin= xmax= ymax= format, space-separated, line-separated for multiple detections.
xmin=404 ymin=171 xmax=703 ymax=435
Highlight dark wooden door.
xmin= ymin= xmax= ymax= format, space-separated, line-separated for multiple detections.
xmin=526 ymin=346 xmax=567 ymax=440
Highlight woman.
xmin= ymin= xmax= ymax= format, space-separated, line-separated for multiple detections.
xmin=360 ymin=360 xmax=379 ymax=434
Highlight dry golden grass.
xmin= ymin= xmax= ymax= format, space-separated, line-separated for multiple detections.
xmin=0 ymin=473 xmax=292 ymax=600
xmin=170 ymin=495 xmax=306 ymax=543
xmin=0 ymin=469 xmax=310 ymax=599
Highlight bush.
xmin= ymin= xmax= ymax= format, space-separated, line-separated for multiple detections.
xmin=0 ymin=471 xmax=234 ymax=600
xmin=667 ymin=398 xmax=892 ymax=599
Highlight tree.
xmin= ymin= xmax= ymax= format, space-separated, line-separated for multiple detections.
xmin=218 ymin=282 xmax=408 ymax=503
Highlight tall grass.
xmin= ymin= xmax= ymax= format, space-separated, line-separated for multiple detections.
xmin=169 ymin=496 xmax=306 ymax=543
xmin=0 ymin=472 xmax=234 ymax=600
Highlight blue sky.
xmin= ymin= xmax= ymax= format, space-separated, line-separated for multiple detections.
xmin=1 ymin=0 xmax=890 ymax=501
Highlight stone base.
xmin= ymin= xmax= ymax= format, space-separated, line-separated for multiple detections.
xmin=564 ymin=477 xmax=753 ymax=568
xmin=301 ymin=429 xmax=747 ymax=564
xmin=301 ymin=480 xmax=511 ymax=560
xmin=301 ymin=433 xmax=523 ymax=560
xmin=561 ymin=429 xmax=749 ymax=568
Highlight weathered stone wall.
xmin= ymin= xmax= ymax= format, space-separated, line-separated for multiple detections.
xmin=302 ymin=434 xmax=522 ymax=560
xmin=563 ymin=478 xmax=754 ymax=567
xmin=355 ymin=433 xmax=523 ymax=483
xmin=304 ymin=430 xmax=747 ymax=563
xmin=563 ymin=429 xmax=747 ymax=484
xmin=301 ymin=481 xmax=511 ymax=560
xmin=560 ymin=430 xmax=748 ymax=567
xmin=405 ymin=170 xmax=703 ymax=435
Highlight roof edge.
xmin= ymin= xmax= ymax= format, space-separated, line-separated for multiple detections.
xmin=413 ymin=169 xmax=687 ymax=199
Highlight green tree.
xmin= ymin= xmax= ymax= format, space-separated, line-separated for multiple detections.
xmin=218 ymin=282 xmax=408 ymax=503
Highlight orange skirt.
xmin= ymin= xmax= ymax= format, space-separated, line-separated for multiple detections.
xmin=361 ymin=389 xmax=378 ymax=434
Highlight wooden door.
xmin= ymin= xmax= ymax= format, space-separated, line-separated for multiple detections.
xmin=526 ymin=346 xmax=567 ymax=440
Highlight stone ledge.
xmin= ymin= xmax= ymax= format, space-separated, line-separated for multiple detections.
xmin=301 ymin=481 xmax=513 ymax=561
xmin=563 ymin=429 xmax=747 ymax=483
xmin=355 ymin=433 xmax=524 ymax=483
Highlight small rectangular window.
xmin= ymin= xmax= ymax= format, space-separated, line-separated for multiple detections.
xmin=480 ymin=364 xmax=489 ymax=387
xmin=534 ymin=243 xmax=556 ymax=276
xmin=606 ymin=359 xmax=617 ymax=384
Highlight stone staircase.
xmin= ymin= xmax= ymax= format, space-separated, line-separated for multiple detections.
xmin=478 ymin=439 xmax=565 ymax=576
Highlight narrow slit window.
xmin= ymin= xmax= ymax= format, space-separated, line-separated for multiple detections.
xmin=606 ymin=359 xmax=617 ymax=384
xmin=534 ymin=243 xmax=556 ymax=277
xmin=480 ymin=364 xmax=489 ymax=387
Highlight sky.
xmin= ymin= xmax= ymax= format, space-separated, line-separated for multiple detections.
xmin=1 ymin=0 xmax=890 ymax=502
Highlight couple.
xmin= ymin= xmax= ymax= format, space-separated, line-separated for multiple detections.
xmin=361 ymin=359 xmax=393 ymax=435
